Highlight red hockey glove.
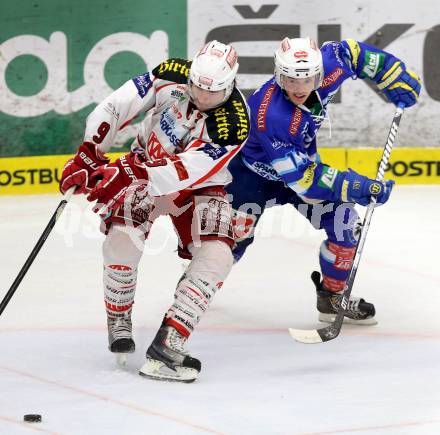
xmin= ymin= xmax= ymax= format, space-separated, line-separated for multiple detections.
xmin=87 ymin=153 xmax=150 ymax=212
xmin=60 ymin=142 xmax=110 ymax=194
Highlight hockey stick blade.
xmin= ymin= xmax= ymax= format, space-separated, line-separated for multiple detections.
xmin=289 ymin=324 xmax=340 ymax=344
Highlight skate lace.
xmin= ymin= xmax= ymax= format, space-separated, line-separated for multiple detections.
xmin=167 ymin=328 xmax=189 ymax=355
xmin=345 ymin=297 xmax=361 ymax=312
xmin=109 ymin=316 xmax=132 ymax=340
xmin=329 ymin=294 xmax=361 ymax=313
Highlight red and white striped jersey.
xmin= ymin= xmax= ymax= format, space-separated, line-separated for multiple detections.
xmin=83 ymin=58 xmax=250 ymax=196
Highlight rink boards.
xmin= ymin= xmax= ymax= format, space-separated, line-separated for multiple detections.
xmin=0 ymin=147 xmax=440 ymax=195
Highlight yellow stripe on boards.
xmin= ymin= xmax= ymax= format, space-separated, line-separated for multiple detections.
xmin=0 ymin=148 xmax=440 ymax=196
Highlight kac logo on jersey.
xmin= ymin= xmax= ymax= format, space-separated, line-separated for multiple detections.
xmin=147 ymin=131 xmax=168 ymax=159
xmin=201 ymin=143 xmax=227 ymax=160
xmin=133 ymin=73 xmax=152 ymax=98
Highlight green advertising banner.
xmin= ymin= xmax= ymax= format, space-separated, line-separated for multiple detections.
xmin=0 ymin=0 xmax=187 ymax=157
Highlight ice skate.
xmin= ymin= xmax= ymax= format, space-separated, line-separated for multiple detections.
xmin=312 ymin=271 xmax=377 ymax=325
xmin=108 ymin=314 xmax=135 ymax=366
xmin=139 ymin=325 xmax=201 ymax=383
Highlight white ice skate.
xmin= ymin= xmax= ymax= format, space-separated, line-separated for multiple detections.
xmin=107 ymin=315 xmax=135 ymax=366
xmin=139 ymin=325 xmax=200 ymax=383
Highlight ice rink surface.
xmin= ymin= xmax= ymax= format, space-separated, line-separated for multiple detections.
xmin=0 ymin=186 xmax=439 ymax=435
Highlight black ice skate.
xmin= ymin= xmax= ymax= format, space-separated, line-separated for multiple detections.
xmin=139 ymin=325 xmax=201 ymax=383
xmin=312 ymin=271 xmax=377 ymax=325
xmin=107 ymin=314 xmax=135 ymax=366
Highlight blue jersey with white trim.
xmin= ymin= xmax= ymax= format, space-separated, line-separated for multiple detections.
xmin=241 ymin=39 xmax=402 ymax=202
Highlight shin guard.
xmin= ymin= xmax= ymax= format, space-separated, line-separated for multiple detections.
xmin=165 ymin=240 xmax=233 ymax=336
xmin=319 ymin=240 xmax=356 ymax=292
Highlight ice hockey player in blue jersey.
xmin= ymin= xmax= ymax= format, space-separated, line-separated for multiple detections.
xmin=226 ymin=37 xmax=421 ymax=324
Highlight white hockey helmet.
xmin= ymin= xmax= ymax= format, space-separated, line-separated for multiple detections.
xmin=189 ymin=40 xmax=239 ymax=104
xmin=274 ymin=37 xmax=324 ymax=90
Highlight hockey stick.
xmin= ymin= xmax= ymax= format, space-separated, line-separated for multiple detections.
xmin=289 ymin=103 xmax=405 ymax=344
xmin=0 ymin=186 xmax=76 ymax=317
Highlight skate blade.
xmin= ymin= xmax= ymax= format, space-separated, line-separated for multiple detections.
xmin=114 ymin=353 xmax=128 ymax=367
xmin=318 ymin=313 xmax=378 ymax=326
xmin=139 ymin=358 xmax=198 ymax=383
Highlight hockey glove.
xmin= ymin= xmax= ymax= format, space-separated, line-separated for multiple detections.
xmin=60 ymin=142 xmax=110 ymax=194
xmin=377 ymin=63 xmax=421 ymax=108
xmin=338 ymin=169 xmax=394 ymax=206
xmin=87 ymin=152 xmax=150 ymax=212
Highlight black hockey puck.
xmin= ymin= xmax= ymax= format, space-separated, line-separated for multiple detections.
xmin=23 ymin=414 xmax=42 ymax=423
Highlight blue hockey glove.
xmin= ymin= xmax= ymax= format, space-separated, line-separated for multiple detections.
xmin=340 ymin=169 xmax=394 ymax=206
xmin=378 ymin=64 xmax=421 ymax=108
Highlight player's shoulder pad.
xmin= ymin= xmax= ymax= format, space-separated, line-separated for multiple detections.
xmin=340 ymin=39 xmax=362 ymax=70
xmin=205 ymin=87 xmax=250 ymax=146
xmin=320 ymin=40 xmax=353 ymax=69
xmin=152 ymin=58 xmax=192 ymax=84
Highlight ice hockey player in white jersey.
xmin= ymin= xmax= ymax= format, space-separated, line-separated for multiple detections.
xmin=60 ymin=40 xmax=250 ymax=382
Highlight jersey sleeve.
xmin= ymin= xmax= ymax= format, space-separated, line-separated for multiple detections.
xmin=266 ymin=142 xmax=345 ymax=203
xmin=145 ymin=141 xmax=243 ymax=196
xmin=340 ymin=39 xmax=406 ymax=86
xmin=83 ymin=72 xmax=157 ymax=153
xmin=84 ymin=59 xmax=192 ymax=154
xmin=146 ymin=89 xmax=251 ymax=196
